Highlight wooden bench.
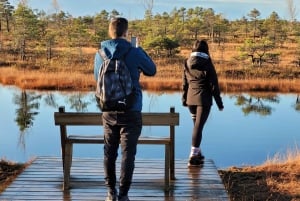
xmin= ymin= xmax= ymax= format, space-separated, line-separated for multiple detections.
xmin=54 ymin=106 xmax=179 ymax=191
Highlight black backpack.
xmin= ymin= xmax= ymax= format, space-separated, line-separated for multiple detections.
xmin=95 ymin=49 xmax=135 ymax=111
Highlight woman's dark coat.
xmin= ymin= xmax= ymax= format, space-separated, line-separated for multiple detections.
xmin=182 ymin=52 xmax=224 ymax=109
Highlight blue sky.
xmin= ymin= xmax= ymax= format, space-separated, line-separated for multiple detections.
xmin=9 ymin=0 xmax=300 ymax=20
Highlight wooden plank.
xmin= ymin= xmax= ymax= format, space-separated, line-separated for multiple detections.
xmin=54 ymin=112 xmax=179 ymax=126
xmin=67 ymin=135 xmax=171 ymax=144
xmin=0 ymin=157 xmax=229 ymax=201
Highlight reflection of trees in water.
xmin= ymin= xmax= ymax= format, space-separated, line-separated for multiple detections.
xmin=143 ymin=92 xmax=165 ymax=135
xmin=234 ymin=94 xmax=279 ymax=116
xmin=13 ymin=90 xmax=41 ymax=149
xmin=67 ymin=92 xmax=90 ymax=112
xmin=146 ymin=92 xmax=158 ymax=112
xmin=294 ymin=95 xmax=300 ymax=111
xmin=145 ymin=91 xmax=170 ymax=112
xmin=43 ymin=93 xmax=59 ymax=108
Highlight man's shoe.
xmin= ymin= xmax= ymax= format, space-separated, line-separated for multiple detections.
xmin=118 ymin=195 xmax=130 ymax=201
xmin=105 ymin=189 xmax=117 ymax=201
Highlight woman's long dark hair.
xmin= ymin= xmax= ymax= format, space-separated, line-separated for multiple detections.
xmin=192 ymin=40 xmax=209 ymax=54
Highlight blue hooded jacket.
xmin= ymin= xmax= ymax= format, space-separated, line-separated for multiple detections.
xmin=94 ymin=38 xmax=156 ymax=112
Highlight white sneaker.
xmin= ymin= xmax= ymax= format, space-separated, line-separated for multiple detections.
xmin=188 ymin=150 xmax=205 ymax=167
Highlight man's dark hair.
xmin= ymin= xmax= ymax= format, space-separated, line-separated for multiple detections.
xmin=109 ymin=17 xmax=128 ymax=38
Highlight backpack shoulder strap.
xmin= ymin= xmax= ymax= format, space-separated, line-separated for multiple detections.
xmin=98 ymin=49 xmax=108 ymax=60
xmin=99 ymin=47 xmax=133 ymax=61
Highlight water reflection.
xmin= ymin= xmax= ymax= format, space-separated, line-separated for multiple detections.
xmin=1 ymin=85 xmax=300 ymax=168
xmin=233 ymin=93 xmax=280 ymax=116
xmin=13 ymin=90 xmax=41 ymax=149
xmin=44 ymin=92 xmax=59 ymax=109
xmin=13 ymin=90 xmax=41 ymax=131
xmin=67 ymin=92 xmax=91 ymax=112
xmin=294 ymin=95 xmax=300 ymax=111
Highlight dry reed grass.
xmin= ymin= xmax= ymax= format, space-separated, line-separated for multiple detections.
xmin=1 ymin=42 xmax=300 ymax=93
xmin=261 ymin=146 xmax=300 ymax=197
xmin=1 ymin=65 xmax=300 ymax=93
xmin=0 ymin=68 xmax=95 ymax=91
xmin=219 ymin=78 xmax=300 ymax=93
xmin=0 ymin=159 xmax=31 ymax=193
xmin=219 ymin=147 xmax=300 ymax=200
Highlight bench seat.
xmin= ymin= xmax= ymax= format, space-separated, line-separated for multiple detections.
xmin=67 ymin=135 xmax=171 ymax=144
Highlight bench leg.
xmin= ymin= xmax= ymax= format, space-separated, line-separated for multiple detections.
xmin=170 ymin=143 xmax=175 ymax=180
xmin=63 ymin=142 xmax=73 ymax=190
xmin=164 ymin=144 xmax=170 ymax=191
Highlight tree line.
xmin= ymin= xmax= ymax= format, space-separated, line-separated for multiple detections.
xmin=0 ymin=0 xmax=300 ymax=68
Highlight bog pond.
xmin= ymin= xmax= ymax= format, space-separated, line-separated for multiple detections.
xmin=1 ymin=84 xmax=299 ymax=169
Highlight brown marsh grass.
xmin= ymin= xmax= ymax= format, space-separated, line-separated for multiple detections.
xmin=219 ymin=78 xmax=300 ymax=93
xmin=1 ymin=43 xmax=300 ymax=93
xmin=1 ymin=65 xmax=300 ymax=93
xmin=219 ymin=147 xmax=300 ymax=200
xmin=0 ymin=159 xmax=31 ymax=193
xmin=0 ymin=68 xmax=94 ymax=91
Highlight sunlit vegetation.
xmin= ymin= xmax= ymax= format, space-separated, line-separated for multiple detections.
xmin=0 ymin=159 xmax=31 ymax=193
xmin=0 ymin=1 xmax=300 ymax=92
xmin=219 ymin=147 xmax=300 ymax=200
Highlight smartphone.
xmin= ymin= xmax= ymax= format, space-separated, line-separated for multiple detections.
xmin=131 ymin=37 xmax=137 ymax=47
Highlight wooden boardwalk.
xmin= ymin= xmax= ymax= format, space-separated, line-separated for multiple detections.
xmin=0 ymin=157 xmax=229 ymax=201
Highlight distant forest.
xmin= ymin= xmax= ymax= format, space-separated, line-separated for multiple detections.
xmin=0 ymin=0 xmax=300 ymax=68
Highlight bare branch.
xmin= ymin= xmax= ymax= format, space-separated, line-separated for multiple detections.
xmin=141 ymin=0 xmax=154 ymax=14
xmin=52 ymin=0 xmax=60 ymax=14
xmin=286 ymin=0 xmax=298 ymax=22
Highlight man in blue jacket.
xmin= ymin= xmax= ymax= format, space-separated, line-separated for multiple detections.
xmin=94 ymin=17 xmax=156 ymax=201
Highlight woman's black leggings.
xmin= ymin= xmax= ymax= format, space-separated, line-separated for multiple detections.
xmin=188 ymin=105 xmax=211 ymax=147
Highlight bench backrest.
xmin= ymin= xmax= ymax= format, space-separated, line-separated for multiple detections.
xmin=54 ymin=106 xmax=179 ymax=126
xmin=54 ymin=106 xmax=179 ymax=144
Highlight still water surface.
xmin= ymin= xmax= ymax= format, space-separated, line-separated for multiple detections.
xmin=0 ymin=85 xmax=299 ymax=169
